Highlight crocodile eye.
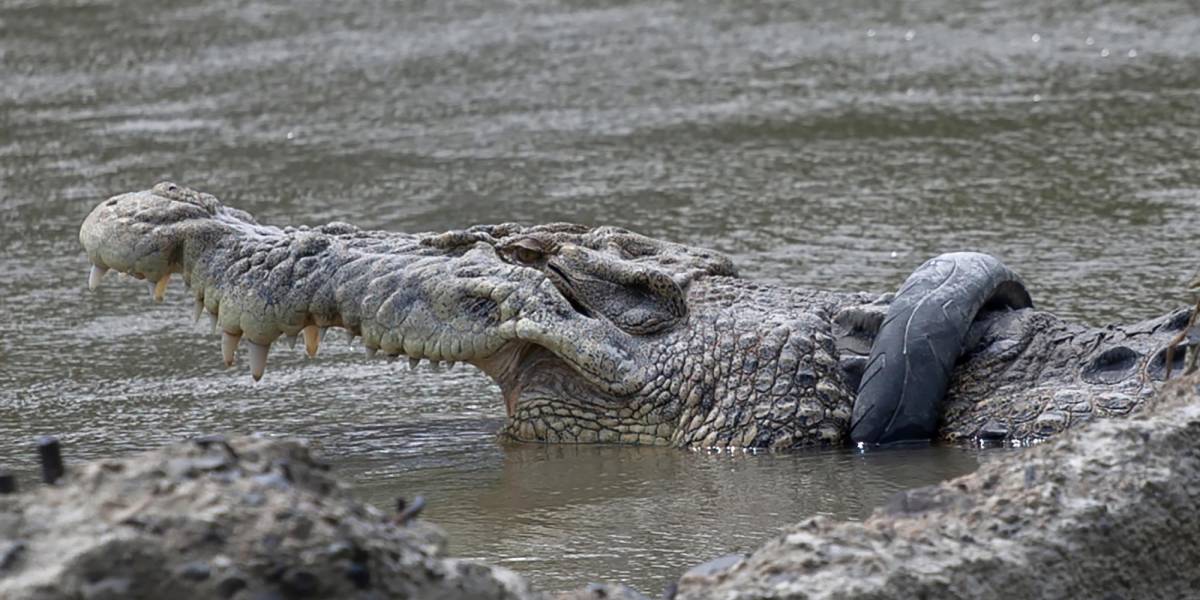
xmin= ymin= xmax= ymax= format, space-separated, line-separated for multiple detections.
xmin=507 ymin=238 xmax=545 ymax=264
xmin=514 ymin=247 xmax=541 ymax=263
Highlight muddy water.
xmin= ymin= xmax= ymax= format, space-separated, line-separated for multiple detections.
xmin=2 ymin=0 xmax=1199 ymax=593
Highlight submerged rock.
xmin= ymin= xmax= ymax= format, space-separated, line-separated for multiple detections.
xmin=672 ymin=372 xmax=1200 ymax=599
xmin=0 ymin=435 xmax=537 ymax=600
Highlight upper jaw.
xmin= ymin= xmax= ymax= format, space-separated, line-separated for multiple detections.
xmin=78 ymin=184 xmax=652 ymax=394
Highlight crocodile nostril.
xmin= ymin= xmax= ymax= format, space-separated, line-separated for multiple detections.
xmin=1081 ymin=346 xmax=1139 ymax=384
xmin=104 ymin=199 xmax=118 ymax=207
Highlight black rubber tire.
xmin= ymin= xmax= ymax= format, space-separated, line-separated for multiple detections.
xmin=849 ymin=252 xmax=1033 ymax=445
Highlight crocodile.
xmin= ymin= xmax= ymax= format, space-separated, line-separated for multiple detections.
xmin=78 ymin=183 xmax=1194 ymax=448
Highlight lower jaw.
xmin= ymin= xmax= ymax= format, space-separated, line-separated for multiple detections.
xmin=490 ymin=352 xmax=678 ymax=445
xmin=499 ymin=417 xmax=674 ymax=446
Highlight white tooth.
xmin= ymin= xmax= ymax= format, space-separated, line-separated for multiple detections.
xmin=88 ymin=265 xmax=108 ymax=290
xmin=303 ymin=325 xmax=320 ymax=358
xmin=192 ymin=300 xmax=204 ymax=323
xmin=365 ymin=346 xmax=378 ymax=358
xmin=247 ymin=341 xmax=269 ymax=381
xmin=221 ymin=331 xmax=241 ymax=367
xmin=319 ymin=327 xmax=328 ymax=342
xmin=409 ymin=357 xmax=420 ymax=370
xmin=153 ymin=274 xmax=170 ymax=302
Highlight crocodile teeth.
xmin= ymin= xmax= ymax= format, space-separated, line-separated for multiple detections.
xmin=88 ymin=265 xmax=108 ymax=290
xmin=247 ymin=341 xmax=269 ymax=381
xmin=152 ymin=274 xmax=170 ymax=302
xmin=409 ymin=357 xmax=420 ymax=370
xmin=192 ymin=300 xmax=204 ymax=323
xmin=286 ymin=335 xmax=298 ymax=350
xmin=303 ymin=325 xmax=320 ymax=358
xmin=345 ymin=330 xmax=355 ymax=344
xmin=222 ymin=331 xmax=241 ymax=367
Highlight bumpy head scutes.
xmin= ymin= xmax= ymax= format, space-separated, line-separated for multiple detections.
xmin=80 ymin=184 xmax=715 ymax=398
xmin=79 ymin=182 xmax=251 ymax=297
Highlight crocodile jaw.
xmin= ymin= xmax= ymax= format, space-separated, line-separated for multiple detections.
xmin=80 ymin=186 xmax=224 ymax=292
xmin=475 ymin=341 xmax=675 ymax=445
xmin=80 ymin=183 xmax=648 ymax=395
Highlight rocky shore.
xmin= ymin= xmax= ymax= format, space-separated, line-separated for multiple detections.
xmin=3 ymin=374 xmax=1199 ymax=599
xmin=0 ymin=435 xmax=538 ymax=600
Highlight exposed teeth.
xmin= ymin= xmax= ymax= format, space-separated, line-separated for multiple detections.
xmin=222 ymin=331 xmax=241 ymax=367
xmin=247 ymin=341 xmax=269 ymax=381
xmin=286 ymin=335 xmax=298 ymax=350
xmin=302 ymin=326 xmax=320 ymax=358
xmin=88 ymin=265 xmax=108 ymax=290
xmin=409 ymin=357 xmax=420 ymax=370
xmin=192 ymin=300 xmax=203 ymax=323
xmin=152 ymin=274 xmax=170 ymax=302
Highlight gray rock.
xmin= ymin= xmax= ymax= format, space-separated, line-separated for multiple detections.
xmin=555 ymin=582 xmax=653 ymax=600
xmin=681 ymin=554 xmax=745 ymax=579
xmin=0 ymin=436 xmax=538 ymax=600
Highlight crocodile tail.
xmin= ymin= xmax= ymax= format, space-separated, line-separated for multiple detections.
xmin=849 ymin=252 xmax=1033 ymax=445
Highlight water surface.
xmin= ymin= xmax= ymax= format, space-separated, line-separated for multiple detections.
xmin=2 ymin=0 xmax=1198 ymax=593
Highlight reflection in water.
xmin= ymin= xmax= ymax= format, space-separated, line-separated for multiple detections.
xmin=355 ymin=443 xmax=982 ymax=593
xmin=2 ymin=0 xmax=1198 ymax=594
